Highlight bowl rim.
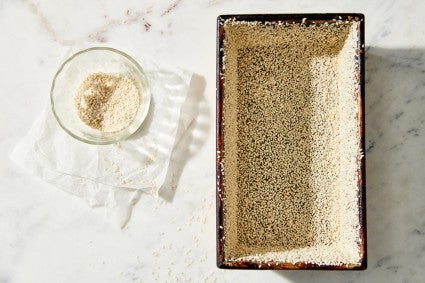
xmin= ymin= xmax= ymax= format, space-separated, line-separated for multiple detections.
xmin=50 ymin=46 xmax=150 ymax=145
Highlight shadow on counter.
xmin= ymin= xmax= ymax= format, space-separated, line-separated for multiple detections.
xmin=275 ymin=47 xmax=425 ymax=282
xmin=159 ymin=73 xmax=210 ymax=202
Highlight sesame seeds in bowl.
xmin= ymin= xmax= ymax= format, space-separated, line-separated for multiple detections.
xmin=51 ymin=47 xmax=150 ymax=145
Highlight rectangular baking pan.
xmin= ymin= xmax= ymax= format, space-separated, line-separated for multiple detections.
xmin=216 ymin=14 xmax=366 ymax=270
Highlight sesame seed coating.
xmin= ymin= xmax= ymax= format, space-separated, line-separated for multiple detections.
xmin=221 ymin=20 xmax=362 ymax=265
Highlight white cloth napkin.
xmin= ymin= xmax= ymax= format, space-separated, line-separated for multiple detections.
xmin=11 ymin=54 xmax=193 ymax=228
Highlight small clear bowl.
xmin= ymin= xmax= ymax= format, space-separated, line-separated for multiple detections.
xmin=50 ymin=47 xmax=150 ymax=144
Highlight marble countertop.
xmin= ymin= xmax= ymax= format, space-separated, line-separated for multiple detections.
xmin=1 ymin=0 xmax=424 ymax=282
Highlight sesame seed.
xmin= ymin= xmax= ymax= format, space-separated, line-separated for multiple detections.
xmin=74 ymin=73 xmax=140 ymax=132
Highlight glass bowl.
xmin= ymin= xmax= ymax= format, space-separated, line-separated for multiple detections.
xmin=50 ymin=47 xmax=150 ymax=144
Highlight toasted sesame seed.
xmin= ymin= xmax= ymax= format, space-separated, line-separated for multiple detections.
xmin=74 ymin=73 xmax=140 ymax=132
